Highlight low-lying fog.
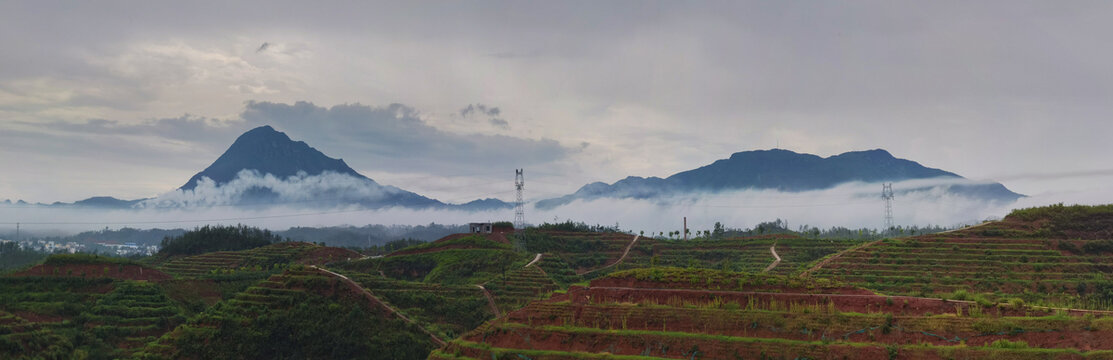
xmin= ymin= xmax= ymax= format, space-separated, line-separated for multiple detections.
xmin=3 ymin=176 xmax=1110 ymax=238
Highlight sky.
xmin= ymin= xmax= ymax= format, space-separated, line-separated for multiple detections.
xmin=2 ymin=1 xmax=1113 ymax=231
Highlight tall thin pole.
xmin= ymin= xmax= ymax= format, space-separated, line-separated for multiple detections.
xmin=514 ymin=169 xmax=525 ymax=229
xmin=882 ymin=183 xmax=894 ymax=231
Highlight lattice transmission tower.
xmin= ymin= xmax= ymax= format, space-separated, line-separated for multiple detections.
xmin=514 ymin=169 xmax=525 ymax=229
xmin=882 ymin=183 xmax=894 ymax=231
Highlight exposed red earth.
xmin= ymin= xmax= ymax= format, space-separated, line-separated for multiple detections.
xmin=14 ymin=263 xmax=172 ymax=282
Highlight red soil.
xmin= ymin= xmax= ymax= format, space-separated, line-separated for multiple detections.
xmin=13 ymin=264 xmax=172 ymax=282
xmin=589 ymin=277 xmax=873 ymax=295
xmin=456 ymin=326 xmax=885 ymax=360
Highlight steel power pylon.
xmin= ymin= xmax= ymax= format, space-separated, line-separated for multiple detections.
xmin=514 ymin=169 xmax=525 ymax=229
xmin=882 ymin=183 xmax=894 ymax=231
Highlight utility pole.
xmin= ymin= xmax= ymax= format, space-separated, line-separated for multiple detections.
xmin=514 ymin=169 xmax=525 ymax=229
xmin=882 ymin=183 xmax=894 ymax=231
xmin=683 ymin=217 xmax=688 ymax=241
xmin=15 ymin=222 xmax=18 ymax=242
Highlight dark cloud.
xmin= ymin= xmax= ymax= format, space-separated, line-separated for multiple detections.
xmin=488 ymin=118 xmax=509 ymax=130
xmin=460 ymin=103 xmax=500 ymax=117
xmin=240 ymin=101 xmax=570 ymax=173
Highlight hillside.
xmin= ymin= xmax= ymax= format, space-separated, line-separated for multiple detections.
xmin=434 ymin=268 xmax=1113 ymax=359
xmin=8 ymin=204 xmax=1113 ymax=359
xmin=811 ymin=204 xmax=1113 ymax=310
xmin=537 ymin=149 xmax=1023 ymax=209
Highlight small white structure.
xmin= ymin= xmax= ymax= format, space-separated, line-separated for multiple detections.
xmin=469 ymin=222 xmax=493 ymax=234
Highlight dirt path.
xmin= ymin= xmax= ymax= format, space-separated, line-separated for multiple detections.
xmin=476 ymin=284 xmax=502 ymax=318
xmin=580 ymin=234 xmax=640 ymax=275
xmin=525 ymin=253 xmax=543 ymax=268
xmin=799 ymin=239 xmax=881 ymax=278
xmin=310 ymin=266 xmax=446 ymax=346
xmin=762 ymin=244 xmax=781 ymax=273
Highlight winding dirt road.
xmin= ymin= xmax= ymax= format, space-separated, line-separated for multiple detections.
xmin=310 ymin=266 xmax=446 ymax=346
xmin=762 ymin=244 xmax=781 ymax=273
xmin=476 ymin=284 xmax=502 ymax=318
xmin=580 ymin=234 xmax=640 ymax=275
xmin=525 ymin=253 xmax=543 ymax=268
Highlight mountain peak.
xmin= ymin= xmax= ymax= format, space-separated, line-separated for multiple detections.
xmin=536 ymin=148 xmax=1022 ymax=209
xmin=179 ymin=125 xmax=367 ymax=190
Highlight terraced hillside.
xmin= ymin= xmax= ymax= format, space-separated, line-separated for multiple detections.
xmin=0 ymin=310 xmax=71 ymax=359
xmin=0 ymin=274 xmax=188 ymax=359
xmin=158 ymin=242 xmax=355 ymax=278
xmin=433 ymin=267 xmax=1113 ymax=360
xmin=616 ymin=235 xmax=862 ymax=276
xmin=812 ymin=204 xmax=1113 ymax=310
xmin=80 ymin=281 xmax=187 ymax=356
xmin=344 ymin=272 xmax=495 ymax=340
xmin=484 ymin=265 xmax=560 ymax=314
xmin=338 ymin=234 xmax=529 ymax=285
xmin=138 ymin=266 xmax=438 ymax=359
xmin=534 ymin=254 xmax=583 ymax=287
xmin=514 ymin=230 xmax=643 ymax=273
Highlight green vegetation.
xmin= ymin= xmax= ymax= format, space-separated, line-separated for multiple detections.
xmin=0 ymin=277 xmax=188 ymax=359
xmin=140 ymin=268 xmax=435 ymax=360
xmin=158 ymin=224 xmax=287 ymax=257
xmin=158 ymin=242 xmax=316 ymax=278
xmin=403 ymin=235 xmax=511 ymax=252
xmin=344 ymin=273 xmax=494 ymax=340
xmin=338 ymin=249 xmax=527 ymax=285
xmin=0 ymin=242 xmax=46 ymax=272
xmin=532 ymin=220 xmax=620 ymax=233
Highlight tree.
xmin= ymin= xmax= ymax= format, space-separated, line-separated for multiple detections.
xmin=712 ymin=222 xmax=725 ymax=239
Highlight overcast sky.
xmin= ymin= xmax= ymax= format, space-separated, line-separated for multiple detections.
xmin=2 ymin=1 xmax=1112 ymax=210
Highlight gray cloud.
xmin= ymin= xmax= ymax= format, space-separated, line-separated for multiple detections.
xmin=26 ymin=115 xmax=240 ymax=145
xmin=460 ymin=103 xmax=500 ymax=117
xmin=2 ymin=1 xmax=1113 ymax=210
xmin=240 ymin=101 xmax=570 ymax=174
xmin=489 ymin=118 xmax=509 ymax=130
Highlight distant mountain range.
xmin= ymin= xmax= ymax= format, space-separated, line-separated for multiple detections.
xmin=535 ymin=149 xmax=1022 ymax=209
xmin=8 ymin=127 xmax=1022 ymax=211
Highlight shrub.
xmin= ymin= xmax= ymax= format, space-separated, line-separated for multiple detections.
xmin=988 ymin=339 xmax=1028 ymax=349
xmin=1058 ymin=241 xmax=1081 ymax=254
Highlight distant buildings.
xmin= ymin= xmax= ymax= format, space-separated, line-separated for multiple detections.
xmin=469 ymin=222 xmax=493 ymax=234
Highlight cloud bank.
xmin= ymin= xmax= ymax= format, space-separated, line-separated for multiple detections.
xmin=9 ymin=177 xmax=1105 ymax=237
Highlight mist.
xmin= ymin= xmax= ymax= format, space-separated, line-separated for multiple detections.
xmin=5 ymin=175 xmax=1110 ymax=239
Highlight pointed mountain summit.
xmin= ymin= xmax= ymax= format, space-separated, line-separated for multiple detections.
xmin=168 ymin=125 xmax=509 ymax=210
xmin=180 ymin=125 xmax=367 ymax=190
xmin=536 ymin=148 xmax=1022 ymax=209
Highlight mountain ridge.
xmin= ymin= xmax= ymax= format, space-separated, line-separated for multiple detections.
xmin=535 ymin=148 xmax=1022 ymax=209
